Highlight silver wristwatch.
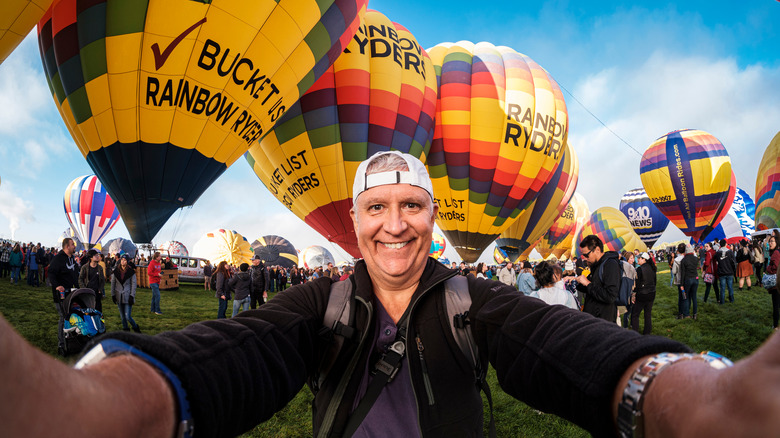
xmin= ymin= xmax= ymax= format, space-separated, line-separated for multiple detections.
xmin=617 ymin=351 xmax=733 ymax=438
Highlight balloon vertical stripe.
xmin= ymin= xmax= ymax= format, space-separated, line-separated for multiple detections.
xmin=63 ymin=175 xmax=120 ymax=246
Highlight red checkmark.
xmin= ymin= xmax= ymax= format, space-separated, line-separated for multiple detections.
xmin=151 ymin=17 xmax=208 ymax=70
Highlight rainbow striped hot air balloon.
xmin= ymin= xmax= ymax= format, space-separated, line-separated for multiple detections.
xmin=64 ymin=175 xmax=120 ymax=247
xmin=38 ymin=0 xmax=367 ymax=243
xmin=573 ymin=207 xmax=647 ymax=257
xmin=427 ymin=41 xmax=568 ymax=262
xmin=429 ymin=232 xmax=446 ymax=259
xmin=755 ymin=131 xmax=780 ymax=230
xmin=537 ymin=201 xmax=577 ymax=259
xmin=246 ymin=10 xmax=436 ymax=258
xmin=640 ymin=129 xmax=733 ymax=241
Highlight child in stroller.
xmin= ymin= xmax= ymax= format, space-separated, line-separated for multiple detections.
xmin=60 ymin=288 xmax=105 ymax=356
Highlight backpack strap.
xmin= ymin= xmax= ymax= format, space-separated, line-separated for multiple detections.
xmin=443 ymin=275 xmax=496 ymax=438
xmin=316 ymin=276 xmax=358 ymax=391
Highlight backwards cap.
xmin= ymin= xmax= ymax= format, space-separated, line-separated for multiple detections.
xmin=352 ymin=151 xmax=434 ymax=204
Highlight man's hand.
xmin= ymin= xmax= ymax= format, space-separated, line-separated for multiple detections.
xmin=221 ymin=295 xmax=226 ymax=300
xmin=576 ymin=275 xmax=590 ymax=286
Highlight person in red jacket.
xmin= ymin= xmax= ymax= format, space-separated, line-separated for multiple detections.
xmin=147 ymin=252 xmax=162 ymax=315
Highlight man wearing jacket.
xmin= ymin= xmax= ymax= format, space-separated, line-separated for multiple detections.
xmin=147 ymin=252 xmax=163 ymax=315
xmin=497 ymin=261 xmax=516 ymax=287
xmin=48 ymin=238 xmax=79 ymax=356
xmin=249 ymin=255 xmax=268 ymax=309
xmin=576 ymin=235 xmax=620 ymax=322
xmin=7 ymin=151 xmax=780 ymax=437
xmin=716 ymin=239 xmax=737 ymax=303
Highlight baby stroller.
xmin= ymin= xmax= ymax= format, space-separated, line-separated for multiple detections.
xmin=60 ymin=288 xmax=106 ymax=356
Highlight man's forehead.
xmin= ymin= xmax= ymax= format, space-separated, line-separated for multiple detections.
xmin=357 ymin=184 xmax=431 ymax=205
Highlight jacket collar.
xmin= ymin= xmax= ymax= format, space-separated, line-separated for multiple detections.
xmin=351 ymin=257 xmax=457 ymax=301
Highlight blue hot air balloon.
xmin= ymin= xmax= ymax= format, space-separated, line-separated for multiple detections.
xmin=619 ymin=188 xmax=670 ymax=249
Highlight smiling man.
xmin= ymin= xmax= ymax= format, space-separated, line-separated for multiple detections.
xmin=5 ymin=152 xmax=780 ymax=437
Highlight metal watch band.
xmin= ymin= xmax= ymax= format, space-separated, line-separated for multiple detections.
xmin=617 ymin=351 xmax=733 ymax=438
xmin=75 ymin=339 xmax=194 ymax=438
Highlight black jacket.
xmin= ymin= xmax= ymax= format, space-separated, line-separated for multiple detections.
xmin=716 ymin=248 xmax=736 ymax=277
xmin=578 ymin=251 xmax=620 ymax=322
xmin=635 ymin=262 xmax=657 ymax=300
xmin=249 ymin=264 xmax=268 ymax=293
xmin=95 ymin=258 xmax=688 ymax=437
xmin=228 ymin=271 xmax=252 ymax=301
xmin=680 ymin=254 xmax=699 ymax=284
xmin=48 ymin=250 xmax=79 ymax=302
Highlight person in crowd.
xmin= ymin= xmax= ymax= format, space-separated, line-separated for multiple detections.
xmin=632 ymin=252 xmax=657 ymax=334
xmin=249 ymin=256 xmax=268 ymax=308
xmin=458 ymin=261 xmax=467 ymax=276
xmin=78 ymin=249 xmax=106 ymax=313
xmin=0 ymin=242 xmax=10 ymax=278
xmin=111 ymin=255 xmax=140 ymax=333
xmin=48 ymin=238 xmax=79 ymax=356
xmin=717 ymin=239 xmax=737 ymax=303
xmin=671 ymin=243 xmax=686 ymax=318
xmin=736 ymin=239 xmax=753 ymax=291
xmin=339 ymin=266 xmax=354 ymax=282
xmin=278 ymin=267 xmax=289 ymax=290
xmin=529 ymin=261 xmax=579 ymax=310
xmin=576 ymin=235 xmax=619 ymax=322
xmin=561 ymin=260 xmax=581 ymax=307
xmin=765 ymin=231 xmax=780 ymax=330
xmin=147 ymin=252 xmax=163 ymax=315
xmin=25 ymin=243 xmax=40 ymax=287
xmin=290 ymin=266 xmax=304 ymax=286
xmin=214 ymin=261 xmax=232 ymax=319
xmin=617 ymin=251 xmax=637 ymax=328
xmin=475 ymin=262 xmax=487 ymax=279
xmin=9 ymin=243 xmax=23 ymax=285
xmin=10 ymin=151 xmax=780 ymax=437
xmin=450 ymin=261 xmax=458 ymax=270
xmin=497 ymin=261 xmax=517 ymax=287
xmin=516 ymin=261 xmax=537 ymax=295
xmin=753 ymin=240 xmax=765 ymax=287
xmin=36 ymin=243 xmax=48 ymax=285
xmin=229 ymin=263 xmax=252 ymax=317
xmin=702 ymin=242 xmax=720 ymax=303
xmin=680 ymin=244 xmax=700 ymax=320
xmin=203 ymin=260 xmax=213 ymax=291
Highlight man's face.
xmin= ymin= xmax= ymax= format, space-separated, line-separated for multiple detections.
xmin=252 ymin=259 xmax=260 ymax=266
xmin=350 ymin=183 xmax=437 ymax=286
xmin=65 ymin=241 xmax=76 ymax=255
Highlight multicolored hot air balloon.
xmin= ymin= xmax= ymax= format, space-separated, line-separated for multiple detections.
xmin=103 ymin=237 xmax=138 ymax=258
xmin=640 ymin=129 xmax=733 ymax=241
xmin=553 ymin=193 xmax=590 ymax=259
xmin=618 ymin=188 xmax=670 ymax=249
xmin=755 ymin=131 xmax=780 ymax=230
xmin=493 ymin=245 xmax=510 ymax=264
xmin=64 ymin=175 xmax=120 ymax=247
xmin=537 ymin=201 xmax=577 ymax=259
xmin=158 ymin=241 xmax=188 ymax=257
xmin=1 ymin=0 xmax=53 ymax=64
xmin=58 ymin=227 xmax=85 ymax=253
xmin=251 ymin=235 xmax=298 ymax=269
xmin=495 ymin=142 xmax=577 ymax=262
xmin=38 ymin=0 xmax=367 ymax=243
xmin=429 ymin=232 xmax=446 ymax=259
xmin=697 ymin=187 xmax=755 ymax=243
xmin=246 ymin=10 xmax=436 ymax=258
xmin=573 ymin=207 xmax=648 ymax=257
xmin=299 ymin=245 xmax=335 ymax=270
xmin=427 ymin=41 xmax=569 ymax=262
xmin=192 ymin=229 xmax=253 ymax=267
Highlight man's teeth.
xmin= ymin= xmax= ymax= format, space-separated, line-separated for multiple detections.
xmin=383 ymin=242 xmax=408 ymax=249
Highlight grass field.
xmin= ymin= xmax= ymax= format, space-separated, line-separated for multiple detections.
xmin=0 ymin=270 xmax=774 ymax=437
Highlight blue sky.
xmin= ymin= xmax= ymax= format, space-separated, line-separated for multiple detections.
xmin=1 ymin=0 xmax=779 ymax=264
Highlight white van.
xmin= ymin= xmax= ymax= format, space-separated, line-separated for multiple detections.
xmin=169 ymin=256 xmax=211 ymax=283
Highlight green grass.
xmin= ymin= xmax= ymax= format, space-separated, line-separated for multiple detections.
xmin=0 ymin=271 xmax=773 ymax=437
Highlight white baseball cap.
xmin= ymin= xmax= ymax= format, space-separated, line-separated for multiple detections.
xmin=640 ymin=252 xmax=651 ymax=260
xmin=352 ymin=151 xmax=434 ymax=204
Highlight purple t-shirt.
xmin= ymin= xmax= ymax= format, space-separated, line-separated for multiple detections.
xmin=351 ymin=299 xmax=421 ymax=438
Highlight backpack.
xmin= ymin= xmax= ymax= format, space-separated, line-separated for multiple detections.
xmin=598 ymin=259 xmax=634 ymax=307
xmin=316 ymin=275 xmax=495 ymax=438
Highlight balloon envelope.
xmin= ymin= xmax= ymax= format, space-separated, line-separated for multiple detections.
xmin=640 ymin=129 xmax=733 ymax=241
xmin=58 ymin=227 xmax=85 ymax=253
xmin=64 ymin=175 xmax=120 ymax=246
xmin=251 ymin=235 xmax=298 ymax=269
xmin=158 ymin=240 xmax=188 ymax=257
xmin=299 ymin=245 xmax=335 ymax=270
xmin=427 ymin=41 xmax=568 ymax=262
xmin=755 ymin=131 xmax=780 ymax=230
xmin=0 ymin=0 xmax=53 ymax=64
xmin=245 ymin=10 xmax=436 ymax=258
xmin=618 ymin=188 xmax=669 ymax=249
xmin=493 ymin=246 xmax=510 ymax=265
xmin=429 ymin=232 xmax=446 ymax=259
xmin=102 ymin=237 xmax=138 ymax=258
xmin=192 ymin=229 xmax=253 ymax=267
xmin=38 ymin=0 xmax=367 ymax=243
xmin=697 ymin=187 xmax=755 ymax=243
xmin=573 ymin=207 xmax=648 ymax=257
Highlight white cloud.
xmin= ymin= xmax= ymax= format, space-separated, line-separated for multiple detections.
xmin=0 ymin=181 xmax=36 ymax=240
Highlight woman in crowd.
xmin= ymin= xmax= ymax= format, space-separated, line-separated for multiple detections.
xmin=753 ymin=240 xmax=765 ymax=287
xmin=631 ymin=253 xmax=657 ymax=334
xmin=736 ymin=239 xmax=753 ymax=291
xmin=9 ymin=244 xmax=23 ymax=285
xmin=79 ymin=249 xmax=106 ymax=312
xmin=215 ymin=261 xmax=232 ymax=319
xmin=289 ymin=266 xmax=304 ymax=286
xmin=529 ymin=261 xmax=578 ymax=310
xmin=765 ymin=231 xmax=780 ymax=330
xmin=228 ymin=263 xmax=252 ymax=317
xmin=111 ymin=255 xmax=140 ymax=333
xmin=475 ymin=262 xmax=488 ymax=279
xmin=671 ymin=243 xmax=686 ymax=319
xmin=680 ymin=244 xmax=700 ymax=319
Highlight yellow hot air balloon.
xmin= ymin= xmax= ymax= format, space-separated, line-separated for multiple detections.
xmin=0 ymin=0 xmax=53 ymax=64
xmin=495 ymin=141 xmax=578 ymax=262
xmin=554 ymin=193 xmax=590 ymax=258
xmin=192 ymin=229 xmax=253 ymax=267
xmin=245 ymin=10 xmax=437 ymax=258
xmin=37 ymin=0 xmax=367 ymax=243
xmin=427 ymin=41 xmax=568 ymax=262
xmin=755 ymin=131 xmax=780 ymax=230
xmin=573 ymin=207 xmax=647 ymax=257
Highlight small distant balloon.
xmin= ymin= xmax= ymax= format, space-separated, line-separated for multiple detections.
xmin=157 ymin=241 xmax=188 ymax=258
xmin=299 ymin=245 xmax=335 ymax=270
xmin=251 ymin=235 xmax=298 ymax=270
xmin=63 ymin=175 xmax=120 ymax=247
xmin=103 ymin=237 xmax=138 ymax=258
xmin=755 ymin=131 xmax=780 ymax=230
xmin=618 ymin=188 xmax=670 ymax=249
xmin=429 ymin=232 xmax=446 ymax=259
xmin=192 ymin=229 xmax=253 ymax=267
